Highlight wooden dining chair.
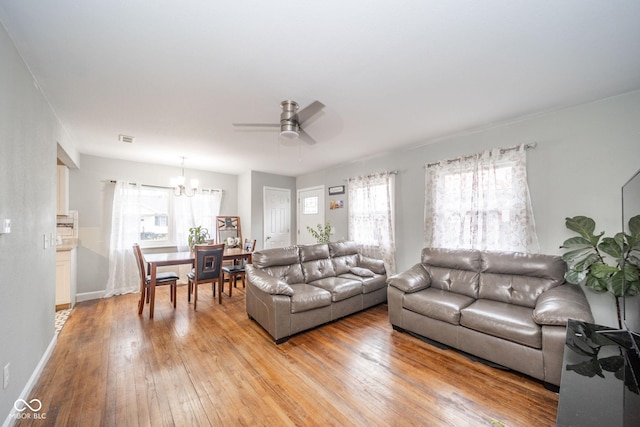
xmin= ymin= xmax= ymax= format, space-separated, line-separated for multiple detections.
xmin=133 ymin=243 xmax=180 ymax=316
xmin=222 ymin=238 xmax=256 ymax=291
xmin=216 ymin=215 xmax=241 ymax=244
xmin=187 ymin=243 xmax=225 ymax=310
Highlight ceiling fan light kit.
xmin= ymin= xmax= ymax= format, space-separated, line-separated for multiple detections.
xmin=234 ymin=99 xmax=325 ymax=145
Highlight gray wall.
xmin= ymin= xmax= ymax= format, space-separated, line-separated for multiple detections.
xmin=70 ymin=154 xmax=239 ymax=298
xmin=297 ymin=91 xmax=640 ymax=327
xmin=0 ymin=23 xmax=65 ymax=421
xmin=250 ymin=171 xmax=297 ymax=251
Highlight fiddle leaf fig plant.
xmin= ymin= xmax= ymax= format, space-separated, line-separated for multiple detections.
xmin=306 ymin=222 xmax=332 ymax=243
xmin=561 ymin=215 xmax=640 ymax=326
xmin=188 ymin=225 xmax=210 ymax=251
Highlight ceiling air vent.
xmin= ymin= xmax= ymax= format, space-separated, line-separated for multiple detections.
xmin=118 ymin=134 xmax=135 ymax=144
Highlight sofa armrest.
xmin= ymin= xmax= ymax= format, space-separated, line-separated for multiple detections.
xmin=246 ymin=265 xmax=294 ymax=296
xmin=358 ymin=255 xmax=386 ymax=275
xmin=387 ymin=263 xmax=431 ymax=293
xmin=533 ymin=284 xmax=594 ymax=326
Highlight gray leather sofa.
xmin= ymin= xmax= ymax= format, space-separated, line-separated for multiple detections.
xmin=387 ymin=248 xmax=594 ymax=386
xmin=246 ymin=241 xmax=387 ymax=343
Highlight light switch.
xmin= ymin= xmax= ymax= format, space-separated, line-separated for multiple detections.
xmin=0 ymin=219 xmax=10 ymax=234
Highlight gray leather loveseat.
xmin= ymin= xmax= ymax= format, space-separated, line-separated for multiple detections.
xmin=387 ymin=248 xmax=594 ymax=386
xmin=246 ymin=241 xmax=387 ymax=343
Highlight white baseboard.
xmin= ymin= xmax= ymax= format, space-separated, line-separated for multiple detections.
xmin=75 ymin=290 xmax=105 ymax=302
xmin=2 ymin=335 xmax=57 ymax=427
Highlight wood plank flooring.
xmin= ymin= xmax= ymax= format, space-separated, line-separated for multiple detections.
xmin=16 ymin=285 xmax=558 ymax=426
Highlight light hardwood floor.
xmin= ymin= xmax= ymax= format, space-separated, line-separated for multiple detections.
xmin=16 ymin=285 xmax=558 ymax=426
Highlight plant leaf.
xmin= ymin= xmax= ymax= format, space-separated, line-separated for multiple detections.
xmin=609 ymin=271 xmax=626 ymax=297
xmin=567 ymin=358 xmax=604 ymax=378
xmin=626 ymin=280 xmax=640 ymax=296
xmin=590 ymin=262 xmax=619 ymax=279
xmin=572 ymin=253 xmax=600 ymax=271
xmin=598 ymin=236 xmax=624 ymax=260
xmin=562 ymin=247 xmax=597 ymax=264
xmin=599 ymin=355 xmax=625 ymax=373
xmin=585 ymin=274 xmax=608 ymax=292
xmin=565 ymin=216 xmax=597 ymax=240
xmin=629 ymin=215 xmax=640 ymax=237
xmin=565 ymin=270 xmax=587 ymax=285
xmin=560 ymin=236 xmax=593 ymax=249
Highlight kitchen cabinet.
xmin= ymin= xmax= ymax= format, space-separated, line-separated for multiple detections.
xmin=57 ymin=165 xmax=69 ymax=216
xmin=55 ymin=247 xmax=76 ymax=310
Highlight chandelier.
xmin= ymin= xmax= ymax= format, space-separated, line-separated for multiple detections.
xmin=170 ymin=157 xmax=199 ymax=197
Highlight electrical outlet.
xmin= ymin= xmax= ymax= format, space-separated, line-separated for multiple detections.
xmin=3 ymin=363 xmax=9 ymax=389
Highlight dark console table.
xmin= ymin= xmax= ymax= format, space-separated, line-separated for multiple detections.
xmin=556 ymin=319 xmax=640 ymax=426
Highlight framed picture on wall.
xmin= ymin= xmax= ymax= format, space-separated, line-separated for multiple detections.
xmin=328 ymin=185 xmax=345 ymax=195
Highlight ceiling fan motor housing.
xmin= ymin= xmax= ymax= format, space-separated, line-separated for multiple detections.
xmin=280 ymin=100 xmax=299 ymax=138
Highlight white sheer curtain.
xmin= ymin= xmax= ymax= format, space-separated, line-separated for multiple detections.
xmin=348 ymin=171 xmax=396 ymax=274
xmin=105 ymin=183 xmax=223 ymax=298
xmin=424 ymin=144 xmax=539 ymax=253
xmin=173 ymin=189 xmax=222 ymax=278
xmin=174 ymin=190 xmax=223 ymax=250
xmin=105 ymin=181 xmax=142 ymax=297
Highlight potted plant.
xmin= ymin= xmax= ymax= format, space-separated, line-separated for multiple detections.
xmin=306 ymin=222 xmax=332 ymax=243
xmin=560 ymin=215 xmax=640 ymax=327
xmin=188 ymin=225 xmax=210 ymax=252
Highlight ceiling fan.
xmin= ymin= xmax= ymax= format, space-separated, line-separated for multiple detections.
xmin=232 ymin=100 xmax=325 ymax=145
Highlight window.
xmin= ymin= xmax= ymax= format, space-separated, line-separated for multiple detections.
xmin=424 ymin=145 xmax=538 ymax=253
xmin=139 ymin=187 xmax=172 ymax=245
xmin=303 ymin=195 xmax=319 ymax=215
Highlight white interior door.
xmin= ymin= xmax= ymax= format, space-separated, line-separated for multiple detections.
xmin=297 ymin=186 xmax=325 ymax=245
xmin=263 ymin=187 xmax=291 ymax=249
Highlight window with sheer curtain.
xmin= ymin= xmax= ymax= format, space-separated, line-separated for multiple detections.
xmin=348 ymin=171 xmax=396 ymax=274
xmin=424 ymin=145 xmax=539 ymax=253
xmin=104 ymin=181 xmax=222 ymax=297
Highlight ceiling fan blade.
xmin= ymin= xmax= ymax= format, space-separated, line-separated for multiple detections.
xmin=298 ymin=128 xmax=317 ymax=145
xmin=295 ymin=101 xmax=325 ymax=125
xmin=232 ymin=123 xmax=280 ymax=127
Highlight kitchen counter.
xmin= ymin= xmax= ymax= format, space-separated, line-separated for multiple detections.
xmin=56 ymin=238 xmax=78 ymax=252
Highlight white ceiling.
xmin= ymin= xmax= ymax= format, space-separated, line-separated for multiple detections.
xmin=1 ymin=1 xmax=639 ymax=176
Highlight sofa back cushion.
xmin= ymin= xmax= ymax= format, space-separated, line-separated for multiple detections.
xmin=422 ymin=248 xmax=483 ymax=271
xmin=300 ymin=243 xmax=336 ymax=282
xmin=421 ymin=248 xmax=481 ymax=298
xmin=479 ymin=251 xmax=567 ymax=308
xmin=329 ymin=241 xmax=360 ymax=275
xmin=251 ymin=246 xmax=305 ymax=285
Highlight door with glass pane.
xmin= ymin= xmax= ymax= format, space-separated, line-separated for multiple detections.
xmin=297 ymin=186 xmax=325 ymax=245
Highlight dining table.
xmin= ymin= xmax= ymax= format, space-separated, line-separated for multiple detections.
xmin=141 ymin=247 xmax=253 ymax=318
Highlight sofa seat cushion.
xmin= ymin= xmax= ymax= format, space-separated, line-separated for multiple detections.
xmin=290 ymin=283 xmax=332 ymax=314
xmin=338 ymin=273 xmax=386 ymax=294
xmin=460 ymin=300 xmax=541 ymax=348
xmin=308 ymin=277 xmax=363 ymax=302
xmin=403 ymin=288 xmax=475 ymax=325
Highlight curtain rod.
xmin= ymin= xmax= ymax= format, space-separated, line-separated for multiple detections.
xmin=426 ymin=142 xmax=537 ymax=168
xmin=346 ymin=170 xmax=398 ymax=181
xmin=106 ymin=180 xmax=222 ymax=192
